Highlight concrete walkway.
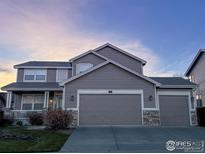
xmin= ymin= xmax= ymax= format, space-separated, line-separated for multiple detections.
xmin=60 ymin=127 xmax=205 ymax=152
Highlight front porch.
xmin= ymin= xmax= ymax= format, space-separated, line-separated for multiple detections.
xmin=6 ymin=91 xmax=63 ymax=122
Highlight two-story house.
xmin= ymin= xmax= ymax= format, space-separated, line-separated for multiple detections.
xmin=2 ymin=43 xmax=197 ymax=126
xmin=185 ymin=49 xmax=205 ymax=107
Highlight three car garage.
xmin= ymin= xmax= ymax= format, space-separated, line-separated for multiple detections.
xmin=77 ymin=89 xmax=192 ymax=126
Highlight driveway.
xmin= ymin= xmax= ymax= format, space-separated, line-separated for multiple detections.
xmin=60 ymin=127 xmax=205 ymax=152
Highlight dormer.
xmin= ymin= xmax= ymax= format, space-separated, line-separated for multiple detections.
xmin=70 ymin=43 xmax=146 ymax=76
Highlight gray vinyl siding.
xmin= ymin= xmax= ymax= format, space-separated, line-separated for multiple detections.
xmin=17 ymin=69 xmax=24 ymax=82
xmin=16 ymin=68 xmax=71 ymax=83
xmin=47 ymin=68 xmax=56 ymax=82
xmin=72 ymin=53 xmax=105 ymax=76
xmin=14 ymin=93 xmax=22 ymax=110
xmin=96 ymin=46 xmax=143 ymax=74
xmin=79 ymin=94 xmax=142 ymax=125
xmin=68 ymin=69 xmax=72 ymax=78
xmin=64 ymin=63 xmax=156 ymax=109
xmin=159 ymin=95 xmax=190 ymax=126
xmin=189 ymin=53 xmax=205 ymax=106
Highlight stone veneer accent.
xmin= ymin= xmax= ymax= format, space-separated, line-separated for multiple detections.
xmin=70 ymin=110 xmax=162 ymax=126
xmin=143 ymin=110 xmax=160 ymax=126
xmin=190 ymin=111 xmax=197 ymax=125
xmin=68 ymin=109 xmax=78 ymax=126
xmin=9 ymin=109 xmax=197 ymax=127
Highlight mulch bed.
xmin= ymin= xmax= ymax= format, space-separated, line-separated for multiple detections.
xmin=0 ymin=129 xmax=38 ymax=142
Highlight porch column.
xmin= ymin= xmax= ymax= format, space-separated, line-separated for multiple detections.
xmin=43 ymin=91 xmax=49 ymax=108
xmin=6 ymin=91 xmax=12 ymax=109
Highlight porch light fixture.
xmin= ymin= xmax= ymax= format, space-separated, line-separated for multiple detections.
xmin=49 ymin=99 xmax=53 ymax=104
xmin=191 ymin=96 xmax=194 ymax=102
xmin=70 ymin=95 xmax=74 ymax=101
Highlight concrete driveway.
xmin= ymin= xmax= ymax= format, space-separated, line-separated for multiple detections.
xmin=60 ymin=127 xmax=205 ymax=152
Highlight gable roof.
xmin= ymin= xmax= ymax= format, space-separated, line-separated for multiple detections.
xmin=69 ymin=43 xmax=147 ymax=65
xmin=14 ymin=61 xmax=72 ymax=69
xmin=185 ymin=49 xmax=205 ymax=76
xmin=150 ymin=77 xmax=196 ymax=88
xmin=60 ymin=60 xmax=160 ymax=86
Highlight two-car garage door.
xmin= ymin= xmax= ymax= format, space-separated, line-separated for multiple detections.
xmin=79 ymin=90 xmax=142 ymax=126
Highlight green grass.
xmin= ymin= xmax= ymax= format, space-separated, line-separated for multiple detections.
xmin=0 ymin=127 xmax=70 ymax=152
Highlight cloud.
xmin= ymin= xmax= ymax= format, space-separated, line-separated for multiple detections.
xmin=0 ymin=67 xmax=10 ymax=73
xmin=0 ymin=0 xmax=177 ymax=91
xmin=116 ymin=41 xmax=176 ymax=77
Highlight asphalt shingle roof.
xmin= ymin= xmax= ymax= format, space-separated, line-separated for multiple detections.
xmin=150 ymin=77 xmax=196 ymax=86
xmin=14 ymin=61 xmax=72 ymax=68
xmin=1 ymin=82 xmax=62 ymax=91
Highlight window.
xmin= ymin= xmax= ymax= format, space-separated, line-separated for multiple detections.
xmin=21 ymin=94 xmax=44 ymax=110
xmin=36 ymin=75 xmax=46 ymax=80
xmin=25 ymin=75 xmax=35 ymax=80
xmin=24 ymin=69 xmax=46 ymax=82
xmin=56 ymin=69 xmax=68 ymax=82
xmin=76 ymin=63 xmax=93 ymax=74
xmin=196 ymin=94 xmax=203 ymax=107
xmin=189 ymin=75 xmax=194 ymax=82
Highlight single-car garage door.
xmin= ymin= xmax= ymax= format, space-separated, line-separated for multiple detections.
xmin=79 ymin=94 xmax=142 ymax=126
xmin=159 ymin=95 xmax=190 ymax=126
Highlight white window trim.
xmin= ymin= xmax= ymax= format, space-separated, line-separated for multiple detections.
xmin=56 ymin=69 xmax=68 ymax=82
xmin=21 ymin=94 xmax=44 ymax=111
xmin=23 ymin=69 xmax=47 ymax=82
xmin=157 ymin=91 xmax=194 ymax=126
xmin=76 ymin=63 xmax=93 ymax=74
xmin=6 ymin=91 xmax=12 ymax=108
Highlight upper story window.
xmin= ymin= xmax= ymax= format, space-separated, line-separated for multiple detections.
xmin=76 ymin=63 xmax=93 ymax=74
xmin=24 ymin=69 xmax=46 ymax=82
xmin=188 ymin=75 xmax=194 ymax=82
xmin=196 ymin=94 xmax=203 ymax=107
xmin=56 ymin=69 xmax=68 ymax=82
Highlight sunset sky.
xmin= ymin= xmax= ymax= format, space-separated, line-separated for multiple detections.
xmin=0 ymin=0 xmax=205 ymax=90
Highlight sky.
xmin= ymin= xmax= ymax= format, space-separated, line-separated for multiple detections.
xmin=0 ymin=0 xmax=205 ymax=90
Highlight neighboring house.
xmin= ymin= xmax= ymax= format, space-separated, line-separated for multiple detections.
xmin=0 ymin=92 xmax=7 ymax=111
xmin=1 ymin=43 xmax=197 ymax=126
xmin=185 ymin=49 xmax=205 ymax=107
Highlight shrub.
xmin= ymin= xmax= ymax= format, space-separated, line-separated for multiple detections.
xmin=27 ymin=112 xmax=43 ymax=125
xmin=0 ymin=111 xmax=14 ymax=126
xmin=16 ymin=120 xmax=23 ymax=126
xmin=0 ymin=111 xmax=3 ymax=124
xmin=45 ymin=109 xmax=73 ymax=130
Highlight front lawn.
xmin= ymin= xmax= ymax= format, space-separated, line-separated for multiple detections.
xmin=0 ymin=127 xmax=70 ymax=152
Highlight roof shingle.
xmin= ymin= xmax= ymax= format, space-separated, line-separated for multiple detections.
xmin=1 ymin=82 xmax=62 ymax=91
xmin=150 ymin=77 xmax=196 ymax=86
xmin=14 ymin=61 xmax=71 ymax=68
